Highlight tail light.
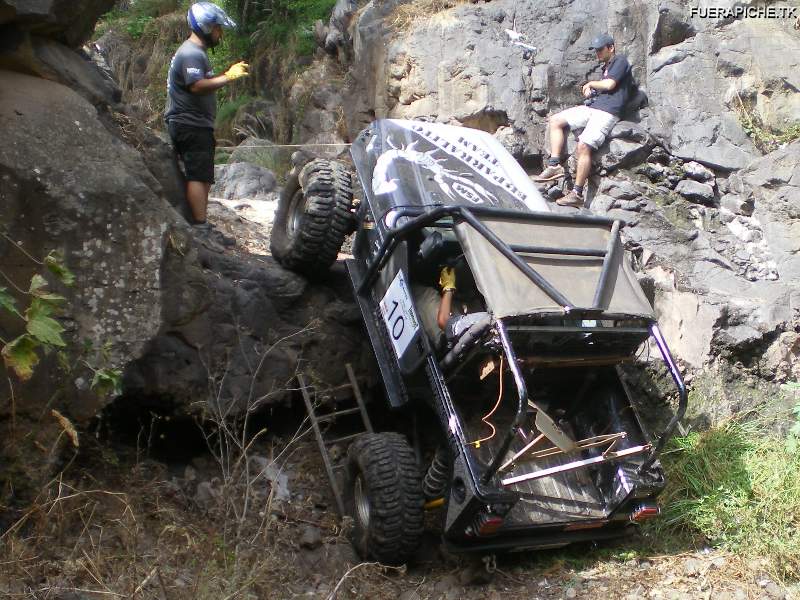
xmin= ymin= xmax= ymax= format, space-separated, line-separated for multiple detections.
xmin=469 ymin=513 xmax=505 ymax=537
xmin=630 ymin=502 xmax=660 ymax=522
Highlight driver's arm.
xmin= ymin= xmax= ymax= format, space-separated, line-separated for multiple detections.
xmin=438 ymin=289 xmax=454 ymax=330
xmin=437 ymin=267 xmax=456 ymax=330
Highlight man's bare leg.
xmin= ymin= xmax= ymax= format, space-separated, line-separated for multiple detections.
xmin=548 ymin=115 xmax=567 ymax=159
xmin=533 ymin=116 xmax=569 ymax=182
xmin=186 ymin=180 xmax=209 ymax=223
xmin=557 ymin=141 xmax=592 ymax=207
xmin=574 ymin=142 xmax=592 ymax=188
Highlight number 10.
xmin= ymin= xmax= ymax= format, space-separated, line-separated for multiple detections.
xmin=386 ymin=300 xmax=405 ymax=340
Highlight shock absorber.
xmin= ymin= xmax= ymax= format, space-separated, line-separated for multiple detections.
xmin=422 ymin=445 xmax=451 ymax=501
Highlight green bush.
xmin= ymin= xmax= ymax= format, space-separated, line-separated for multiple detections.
xmin=654 ymin=419 xmax=800 ymax=579
xmin=126 ymin=14 xmax=153 ymax=38
xmin=216 ymin=93 xmax=254 ymax=128
xmin=221 ymin=0 xmax=337 ymax=55
xmin=96 ymin=0 xmax=184 ymax=38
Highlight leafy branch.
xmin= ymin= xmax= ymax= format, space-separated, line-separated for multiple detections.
xmin=0 ymin=241 xmax=74 ymax=381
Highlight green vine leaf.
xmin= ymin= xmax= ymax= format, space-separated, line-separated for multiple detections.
xmin=45 ymin=251 xmax=76 ymax=287
xmin=0 ymin=286 xmax=22 ymax=319
xmin=91 ymin=368 xmax=122 ymax=396
xmin=1 ymin=334 xmax=40 ymax=380
xmin=25 ymin=298 xmax=66 ymax=347
xmin=29 ymin=274 xmax=48 ymax=295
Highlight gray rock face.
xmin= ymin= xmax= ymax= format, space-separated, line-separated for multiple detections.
xmin=599 ymin=178 xmax=641 ymax=201
xmin=348 ymin=0 xmax=794 ymax=173
xmin=320 ymin=0 xmax=800 ymax=389
xmin=645 ymin=15 xmax=799 ymax=170
xmin=675 ymin=179 xmax=715 ymax=204
xmin=0 ymin=33 xmax=121 ymax=107
xmin=720 ymin=193 xmax=752 ymax=216
xmin=0 ymin=0 xmax=115 ymax=47
xmin=599 ymin=139 xmax=651 ymax=171
xmin=683 ymin=161 xmax=715 ymax=183
xmin=212 ymin=162 xmax=277 ymax=202
xmin=324 ymin=0 xmax=358 ymax=55
xmin=287 ymin=58 xmax=350 ymax=160
xmin=123 ymin=252 xmax=371 ymax=415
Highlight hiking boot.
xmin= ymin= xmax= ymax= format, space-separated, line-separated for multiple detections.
xmin=555 ymin=189 xmax=583 ymax=208
xmin=532 ymin=164 xmax=566 ymax=182
xmin=192 ymin=222 xmax=235 ymax=252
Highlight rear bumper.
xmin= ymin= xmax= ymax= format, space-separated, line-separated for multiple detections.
xmin=443 ymin=522 xmax=638 ymax=554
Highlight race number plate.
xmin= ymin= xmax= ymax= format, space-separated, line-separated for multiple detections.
xmin=379 ymin=270 xmax=420 ymax=360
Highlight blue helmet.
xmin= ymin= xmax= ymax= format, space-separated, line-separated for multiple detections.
xmin=187 ymin=2 xmax=237 ymax=41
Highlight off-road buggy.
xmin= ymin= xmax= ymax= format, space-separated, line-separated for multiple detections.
xmin=270 ymin=119 xmax=687 ymax=564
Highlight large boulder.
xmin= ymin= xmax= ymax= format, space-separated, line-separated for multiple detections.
xmin=0 ymin=70 xmax=181 ymax=419
xmin=212 ymin=161 xmax=278 ymax=202
xmin=0 ymin=0 xmax=115 ymax=48
xmin=0 ymin=32 xmax=121 ymax=106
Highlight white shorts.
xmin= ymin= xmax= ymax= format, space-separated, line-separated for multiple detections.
xmin=555 ymin=105 xmax=619 ymax=149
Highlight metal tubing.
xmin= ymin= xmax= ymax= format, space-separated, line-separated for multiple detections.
xmin=467 ymin=205 xmax=617 ymax=227
xmin=502 ymin=444 xmax=650 ymax=485
xmin=592 ymin=220 xmax=621 ymax=310
xmin=459 ymin=209 xmax=574 ymax=309
xmin=376 ymin=204 xmax=617 ymax=228
xmin=359 ymin=204 xmax=617 ymax=299
xmin=481 ymin=320 xmax=528 ymax=485
xmin=509 ymin=244 xmax=606 ymax=257
xmin=358 ymin=205 xmax=455 ymax=294
xmin=639 ymin=323 xmax=688 ymax=473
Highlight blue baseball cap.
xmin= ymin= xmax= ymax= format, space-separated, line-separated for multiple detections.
xmin=589 ymin=33 xmax=615 ymax=50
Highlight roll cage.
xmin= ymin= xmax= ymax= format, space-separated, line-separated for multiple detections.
xmin=346 ymin=203 xmax=687 ymax=539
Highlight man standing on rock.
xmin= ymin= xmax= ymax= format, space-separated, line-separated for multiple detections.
xmin=533 ymin=33 xmax=633 ymax=208
xmin=165 ymin=2 xmax=249 ymax=243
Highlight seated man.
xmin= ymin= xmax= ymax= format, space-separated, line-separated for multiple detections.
xmin=532 ymin=33 xmax=633 ymax=208
xmin=413 ymin=264 xmax=485 ymax=350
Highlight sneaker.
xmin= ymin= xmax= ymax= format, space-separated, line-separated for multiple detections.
xmin=555 ymin=189 xmax=583 ymax=207
xmin=532 ymin=164 xmax=566 ymax=182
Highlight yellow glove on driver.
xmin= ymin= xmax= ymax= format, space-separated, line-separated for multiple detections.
xmin=224 ymin=61 xmax=249 ymax=81
xmin=439 ymin=267 xmax=456 ymax=292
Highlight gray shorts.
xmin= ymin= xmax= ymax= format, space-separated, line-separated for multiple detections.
xmin=555 ymin=105 xmax=618 ymax=149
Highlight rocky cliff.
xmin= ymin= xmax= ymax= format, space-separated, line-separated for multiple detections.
xmin=320 ymin=0 xmax=800 ymax=391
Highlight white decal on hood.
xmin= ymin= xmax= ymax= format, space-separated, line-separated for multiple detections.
xmin=372 ymin=136 xmax=499 ymax=205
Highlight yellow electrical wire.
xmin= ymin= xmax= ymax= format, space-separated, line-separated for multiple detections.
xmin=468 ymin=355 xmax=504 ymax=448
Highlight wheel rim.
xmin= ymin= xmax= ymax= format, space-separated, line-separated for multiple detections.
xmin=354 ymin=474 xmax=370 ymax=528
xmin=287 ymin=188 xmax=307 ymax=238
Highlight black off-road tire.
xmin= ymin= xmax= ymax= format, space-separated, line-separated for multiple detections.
xmin=344 ymin=432 xmax=425 ymax=565
xmin=270 ymin=159 xmax=354 ymax=275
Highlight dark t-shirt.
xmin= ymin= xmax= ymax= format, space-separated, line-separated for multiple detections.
xmin=589 ymin=55 xmax=632 ymax=118
xmin=164 ymin=40 xmax=216 ymax=129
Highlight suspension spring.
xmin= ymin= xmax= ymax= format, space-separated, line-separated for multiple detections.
xmin=422 ymin=445 xmax=451 ymax=501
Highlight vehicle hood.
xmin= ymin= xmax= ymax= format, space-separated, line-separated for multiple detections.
xmin=350 ymin=119 xmax=550 ymax=218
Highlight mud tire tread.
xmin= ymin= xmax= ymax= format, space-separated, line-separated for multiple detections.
xmin=344 ymin=432 xmax=425 ymax=565
xmin=270 ymin=159 xmax=354 ymax=275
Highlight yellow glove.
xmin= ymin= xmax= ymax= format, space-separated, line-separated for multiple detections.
xmin=224 ymin=61 xmax=249 ymax=81
xmin=439 ymin=267 xmax=456 ymax=292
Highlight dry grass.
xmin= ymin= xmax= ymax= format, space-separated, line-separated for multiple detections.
xmin=0 ymin=436 xmax=351 ymax=599
xmin=388 ymin=0 xmax=472 ymax=31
